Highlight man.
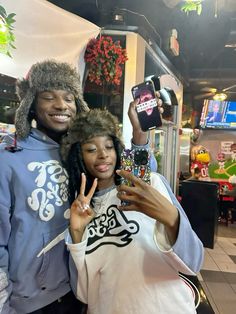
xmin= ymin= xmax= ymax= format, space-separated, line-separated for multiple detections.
xmin=207 ymin=102 xmax=222 ymax=123
xmin=0 ymin=60 xmax=90 ymax=314
xmin=0 ymin=59 xmax=155 ymax=313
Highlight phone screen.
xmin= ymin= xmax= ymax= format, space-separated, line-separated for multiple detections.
xmin=131 ymin=81 xmax=162 ymax=131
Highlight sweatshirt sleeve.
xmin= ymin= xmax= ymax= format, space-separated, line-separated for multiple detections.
xmin=66 ymin=230 xmax=89 ymax=304
xmin=0 ymin=157 xmax=17 ymax=314
xmin=151 ymin=173 xmax=204 ymax=274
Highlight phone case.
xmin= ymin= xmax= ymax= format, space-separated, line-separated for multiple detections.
xmin=131 ymin=81 xmax=162 ymax=131
xmin=120 ymin=148 xmax=151 ymax=186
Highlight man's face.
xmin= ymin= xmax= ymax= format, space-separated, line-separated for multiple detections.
xmin=213 ymin=104 xmax=220 ymax=112
xmin=34 ymin=90 xmax=77 ymax=139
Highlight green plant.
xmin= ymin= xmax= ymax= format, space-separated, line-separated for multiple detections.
xmin=181 ymin=0 xmax=203 ymax=15
xmin=0 ymin=5 xmax=16 ymax=57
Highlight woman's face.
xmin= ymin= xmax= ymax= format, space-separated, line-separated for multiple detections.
xmin=81 ymin=136 xmax=117 ymax=190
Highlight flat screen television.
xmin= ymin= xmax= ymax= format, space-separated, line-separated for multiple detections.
xmin=200 ymin=99 xmax=236 ymax=129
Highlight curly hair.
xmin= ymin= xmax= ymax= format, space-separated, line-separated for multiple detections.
xmin=61 ymin=109 xmax=124 ymax=203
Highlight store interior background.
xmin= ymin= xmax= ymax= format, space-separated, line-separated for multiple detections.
xmin=1 ymin=0 xmax=236 ymax=189
xmin=2 ymin=0 xmax=236 ymax=116
xmin=0 ymin=1 xmax=236 ymax=314
xmin=47 ymin=0 xmax=236 ymax=106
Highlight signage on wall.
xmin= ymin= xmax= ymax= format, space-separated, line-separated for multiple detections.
xmin=221 ymin=141 xmax=234 ymax=155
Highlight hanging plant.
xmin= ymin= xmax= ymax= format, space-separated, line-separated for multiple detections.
xmin=84 ymin=36 xmax=128 ymax=86
xmin=181 ymin=0 xmax=203 ymax=15
xmin=0 ymin=5 xmax=16 ymax=57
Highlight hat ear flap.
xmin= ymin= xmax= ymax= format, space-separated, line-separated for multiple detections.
xmin=76 ymin=86 xmax=89 ymax=112
xmin=16 ymin=78 xmax=30 ymax=100
xmin=77 ymin=97 xmax=90 ymax=112
xmin=15 ymin=91 xmax=35 ymax=139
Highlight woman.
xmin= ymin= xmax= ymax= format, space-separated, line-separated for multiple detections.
xmin=62 ymin=109 xmax=204 ymax=314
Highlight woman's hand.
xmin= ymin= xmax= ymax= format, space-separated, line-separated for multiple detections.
xmin=116 ymin=169 xmax=179 ymax=244
xmin=70 ymin=173 xmax=97 ymax=243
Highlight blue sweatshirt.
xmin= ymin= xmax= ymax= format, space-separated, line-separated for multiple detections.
xmin=0 ymin=129 xmax=72 ymax=313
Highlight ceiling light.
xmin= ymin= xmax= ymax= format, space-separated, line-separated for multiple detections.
xmin=213 ymin=93 xmax=227 ymax=101
xmin=113 ymin=14 xmax=124 ymax=22
xmin=112 ymin=9 xmax=125 ymax=24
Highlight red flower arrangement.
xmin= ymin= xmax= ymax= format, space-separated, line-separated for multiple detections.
xmin=84 ymin=36 xmax=128 ymax=86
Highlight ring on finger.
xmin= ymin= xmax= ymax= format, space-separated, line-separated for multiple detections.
xmin=83 ymin=204 xmax=90 ymax=210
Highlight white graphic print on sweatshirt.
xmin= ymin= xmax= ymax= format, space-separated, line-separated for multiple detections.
xmin=27 ymin=160 xmax=69 ymax=221
xmin=86 ymin=205 xmax=139 ymax=254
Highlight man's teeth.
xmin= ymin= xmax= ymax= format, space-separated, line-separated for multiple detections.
xmin=51 ymin=114 xmax=70 ymax=121
xmin=52 ymin=114 xmax=69 ymax=117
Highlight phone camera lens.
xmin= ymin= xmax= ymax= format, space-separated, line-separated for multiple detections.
xmin=134 ymin=150 xmax=148 ymax=165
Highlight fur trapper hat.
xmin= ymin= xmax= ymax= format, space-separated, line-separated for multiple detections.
xmin=15 ymin=59 xmax=89 ymax=139
xmin=61 ymin=109 xmax=124 ymax=162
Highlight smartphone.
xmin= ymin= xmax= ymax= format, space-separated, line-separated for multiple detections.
xmin=120 ymin=148 xmax=151 ymax=186
xmin=131 ymin=80 xmax=162 ymax=131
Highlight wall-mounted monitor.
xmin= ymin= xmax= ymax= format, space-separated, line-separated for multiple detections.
xmin=200 ymin=99 xmax=236 ymax=129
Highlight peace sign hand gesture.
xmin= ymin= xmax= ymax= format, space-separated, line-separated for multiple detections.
xmin=70 ymin=173 xmax=98 ymax=243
